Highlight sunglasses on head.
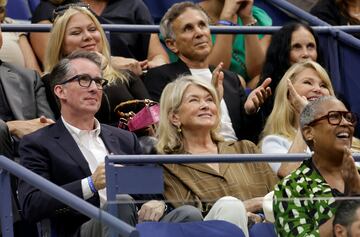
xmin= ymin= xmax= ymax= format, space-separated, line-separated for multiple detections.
xmin=52 ymin=2 xmax=91 ymax=21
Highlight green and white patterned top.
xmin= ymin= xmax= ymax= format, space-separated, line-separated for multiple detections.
xmin=273 ymin=159 xmax=341 ymax=237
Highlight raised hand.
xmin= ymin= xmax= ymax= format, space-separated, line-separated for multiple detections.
xmin=237 ymin=0 xmax=254 ymax=20
xmin=211 ymin=62 xmax=224 ymax=100
xmin=244 ymin=77 xmax=272 ymax=114
xmin=287 ymin=79 xmax=308 ymax=115
xmin=341 ymin=147 xmax=360 ymax=195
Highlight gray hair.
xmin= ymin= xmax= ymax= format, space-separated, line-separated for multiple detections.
xmin=299 ymin=96 xmax=339 ymax=129
xmin=160 ymin=1 xmax=209 ymax=40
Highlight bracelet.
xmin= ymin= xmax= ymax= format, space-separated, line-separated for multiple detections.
xmin=87 ymin=176 xmax=97 ymax=193
xmin=217 ymin=20 xmax=237 ymax=26
xmin=245 ymin=17 xmax=258 ymax=26
xmin=258 ymin=213 xmax=265 ymax=222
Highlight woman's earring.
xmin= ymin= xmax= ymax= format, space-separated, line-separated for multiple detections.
xmin=177 ymin=125 xmax=182 ymax=133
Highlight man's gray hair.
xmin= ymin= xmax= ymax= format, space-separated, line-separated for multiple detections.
xmin=160 ymin=1 xmax=209 ymax=40
xmin=300 ymin=96 xmax=339 ymax=129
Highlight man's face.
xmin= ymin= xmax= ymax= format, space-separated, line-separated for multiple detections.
xmin=166 ymin=8 xmax=212 ymax=64
xmin=335 ymin=209 xmax=360 ymax=237
xmin=55 ymin=58 xmax=103 ymax=116
xmin=347 ymin=209 xmax=360 ymax=237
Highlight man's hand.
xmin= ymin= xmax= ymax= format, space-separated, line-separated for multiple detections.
xmin=6 ymin=116 xmax=55 ymax=138
xmin=341 ymin=147 xmax=360 ymax=195
xmin=212 ymin=62 xmax=224 ymax=100
xmin=91 ymin=162 xmax=106 ymax=191
xmin=244 ymin=78 xmax=272 ymax=114
xmin=138 ymin=200 xmax=166 ymax=223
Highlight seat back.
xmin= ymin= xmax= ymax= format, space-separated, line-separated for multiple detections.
xmin=28 ymin=0 xmax=40 ymax=13
xmin=249 ymin=223 xmax=277 ymax=237
xmin=137 ymin=220 xmax=246 ymax=237
xmin=105 ymin=156 xmax=163 ymax=215
xmin=6 ymin=0 xmax=32 ymax=20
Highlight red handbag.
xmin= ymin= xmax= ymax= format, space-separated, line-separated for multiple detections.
xmin=114 ymin=99 xmax=160 ymax=132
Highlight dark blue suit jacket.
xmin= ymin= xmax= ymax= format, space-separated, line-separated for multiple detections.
xmin=18 ymin=119 xmax=142 ymax=236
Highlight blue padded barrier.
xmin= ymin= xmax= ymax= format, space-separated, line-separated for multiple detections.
xmin=0 ymin=168 xmax=14 ymax=237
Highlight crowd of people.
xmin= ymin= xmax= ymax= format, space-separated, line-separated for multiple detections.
xmin=1 ymin=0 xmax=360 ymax=237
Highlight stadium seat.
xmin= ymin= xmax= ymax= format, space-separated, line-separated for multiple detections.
xmin=137 ymin=220 xmax=246 ymax=237
xmin=28 ymin=0 xmax=40 ymax=13
xmin=143 ymin=0 xmax=201 ymax=24
xmin=249 ymin=222 xmax=277 ymax=237
xmin=6 ymin=0 xmax=32 ymax=21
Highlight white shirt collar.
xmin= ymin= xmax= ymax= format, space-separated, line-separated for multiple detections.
xmin=61 ymin=116 xmax=101 ymax=138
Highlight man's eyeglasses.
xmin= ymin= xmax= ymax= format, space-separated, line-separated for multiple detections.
xmin=59 ymin=74 xmax=108 ymax=90
xmin=52 ymin=2 xmax=91 ymax=21
xmin=307 ymin=110 xmax=358 ymax=127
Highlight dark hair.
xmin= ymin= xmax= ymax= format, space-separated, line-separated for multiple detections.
xmin=336 ymin=0 xmax=360 ymax=25
xmin=333 ymin=200 xmax=360 ymax=234
xmin=259 ymin=22 xmax=323 ymax=93
xmin=50 ymin=50 xmax=102 ymax=104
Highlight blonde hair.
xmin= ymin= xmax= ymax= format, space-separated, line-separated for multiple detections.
xmin=260 ymin=60 xmax=335 ymax=143
xmin=156 ymin=75 xmax=223 ymax=154
xmin=44 ymin=6 xmax=127 ymax=84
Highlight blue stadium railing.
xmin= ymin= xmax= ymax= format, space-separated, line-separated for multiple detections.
xmin=2 ymin=153 xmax=360 ymax=236
xmin=0 ymin=155 xmax=139 ymax=237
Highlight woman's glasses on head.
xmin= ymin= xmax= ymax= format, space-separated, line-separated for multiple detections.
xmin=52 ymin=2 xmax=90 ymax=21
xmin=307 ymin=110 xmax=358 ymax=127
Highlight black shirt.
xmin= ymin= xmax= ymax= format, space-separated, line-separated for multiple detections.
xmin=32 ymin=0 xmax=154 ymax=60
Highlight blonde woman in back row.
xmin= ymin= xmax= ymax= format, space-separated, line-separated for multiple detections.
xmin=259 ymin=60 xmax=360 ymax=178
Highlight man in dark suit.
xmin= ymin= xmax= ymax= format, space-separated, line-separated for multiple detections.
xmin=144 ymin=2 xmax=271 ymax=143
xmin=18 ymin=51 xmax=201 ymax=237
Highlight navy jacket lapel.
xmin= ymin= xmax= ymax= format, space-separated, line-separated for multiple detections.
xmin=51 ymin=120 xmax=91 ymax=175
xmin=100 ymin=125 xmax=129 ymax=155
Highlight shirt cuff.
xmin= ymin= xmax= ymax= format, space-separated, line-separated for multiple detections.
xmin=81 ymin=177 xmax=94 ymax=200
